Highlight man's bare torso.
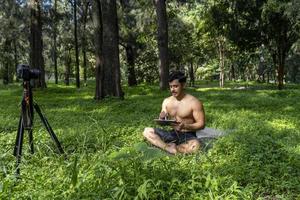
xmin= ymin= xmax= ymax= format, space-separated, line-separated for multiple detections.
xmin=164 ymin=94 xmax=201 ymax=131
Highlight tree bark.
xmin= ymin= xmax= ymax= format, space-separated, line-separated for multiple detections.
xmin=230 ymin=64 xmax=235 ymax=81
xmin=29 ymin=0 xmax=46 ymax=88
xmin=13 ymin=38 xmax=19 ymax=82
xmin=120 ymin=1 xmax=138 ymax=86
xmin=74 ymin=0 xmax=80 ymax=88
xmin=64 ymin=49 xmax=71 ymax=86
xmin=53 ymin=0 xmax=58 ymax=84
xmin=92 ymin=0 xmax=104 ymax=99
xmin=218 ymin=37 xmax=225 ymax=88
xmin=188 ymin=61 xmax=195 ymax=87
xmin=126 ymin=44 xmax=137 ymax=86
xmin=276 ymin=35 xmax=287 ymax=90
xmin=82 ymin=1 xmax=89 ymax=86
xmin=154 ymin=0 xmax=169 ymax=90
xmin=100 ymin=0 xmax=124 ymax=98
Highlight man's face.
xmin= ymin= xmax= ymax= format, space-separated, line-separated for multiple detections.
xmin=169 ymin=79 xmax=184 ymax=97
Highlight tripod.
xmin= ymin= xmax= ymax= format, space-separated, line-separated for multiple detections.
xmin=13 ymin=80 xmax=64 ymax=175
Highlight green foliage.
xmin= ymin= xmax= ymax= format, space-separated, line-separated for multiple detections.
xmin=0 ymin=82 xmax=300 ymax=199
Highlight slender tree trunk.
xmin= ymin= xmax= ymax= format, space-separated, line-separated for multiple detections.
xmin=3 ymin=39 xmax=10 ymax=84
xmin=64 ymin=49 xmax=71 ymax=86
xmin=82 ymin=0 xmax=89 ymax=85
xmin=277 ymin=40 xmax=286 ymax=90
xmin=154 ymin=0 xmax=169 ymax=90
xmin=188 ymin=61 xmax=195 ymax=87
xmin=53 ymin=0 xmax=58 ymax=84
xmin=230 ymin=64 xmax=235 ymax=81
xmin=29 ymin=0 xmax=46 ymax=88
xmin=92 ymin=0 xmax=104 ymax=99
xmin=218 ymin=37 xmax=225 ymax=88
xmin=126 ymin=44 xmax=137 ymax=86
xmin=13 ymin=38 xmax=19 ymax=82
xmin=74 ymin=0 xmax=80 ymax=88
xmin=120 ymin=1 xmax=138 ymax=86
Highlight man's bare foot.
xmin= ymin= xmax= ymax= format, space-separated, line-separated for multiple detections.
xmin=165 ymin=143 xmax=177 ymax=154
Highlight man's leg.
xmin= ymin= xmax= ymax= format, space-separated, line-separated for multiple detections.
xmin=176 ymin=139 xmax=200 ymax=154
xmin=143 ymin=127 xmax=177 ymax=154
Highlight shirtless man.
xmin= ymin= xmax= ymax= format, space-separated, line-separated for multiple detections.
xmin=143 ymin=71 xmax=205 ymax=154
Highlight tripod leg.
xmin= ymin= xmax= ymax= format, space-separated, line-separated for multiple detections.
xmin=33 ymin=103 xmax=64 ymax=154
xmin=14 ymin=116 xmax=25 ymax=176
xmin=28 ymin=129 xmax=34 ymax=154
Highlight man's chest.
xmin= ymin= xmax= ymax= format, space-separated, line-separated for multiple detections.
xmin=166 ymin=101 xmax=193 ymax=118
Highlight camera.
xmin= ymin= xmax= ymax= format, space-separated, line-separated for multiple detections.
xmin=17 ymin=64 xmax=41 ymax=81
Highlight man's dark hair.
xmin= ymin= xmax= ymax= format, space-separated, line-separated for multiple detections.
xmin=169 ymin=71 xmax=186 ymax=83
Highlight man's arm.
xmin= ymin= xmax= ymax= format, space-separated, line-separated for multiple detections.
xmin=159 ymin=98 xmax=169 ymax=119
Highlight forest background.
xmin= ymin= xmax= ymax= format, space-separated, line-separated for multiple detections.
xmin=0 ymin=0 xmax=300 ymax=199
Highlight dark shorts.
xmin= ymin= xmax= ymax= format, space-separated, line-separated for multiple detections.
xmin=154 ymin=128 xmax=197 ymax=145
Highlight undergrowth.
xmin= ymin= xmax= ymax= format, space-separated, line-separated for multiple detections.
xmin=0 ymin=82 xmax=299 ymax=199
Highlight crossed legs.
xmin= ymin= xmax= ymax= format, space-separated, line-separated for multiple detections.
xmin=143 ymin=127 xmax=200 ymax=154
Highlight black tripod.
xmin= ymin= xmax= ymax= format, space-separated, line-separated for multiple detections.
xmin=13 ymin=80 xmax=64 ymax=175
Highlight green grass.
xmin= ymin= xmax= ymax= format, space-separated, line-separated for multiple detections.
xmin=0 ymin=81 xmax=300 ymax=199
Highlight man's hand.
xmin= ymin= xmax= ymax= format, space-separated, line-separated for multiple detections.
xmin=173 ymin=121 xmax=185 ymax=131
xmin=159 ymin=111 xmax=168 ymax=119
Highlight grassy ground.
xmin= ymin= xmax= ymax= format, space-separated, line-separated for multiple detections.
xmin=0 ymin=81 xmax=299 ymax=199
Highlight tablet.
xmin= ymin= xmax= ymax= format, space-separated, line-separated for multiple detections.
xmin=154 ymin=119 xmax=178 ymax=126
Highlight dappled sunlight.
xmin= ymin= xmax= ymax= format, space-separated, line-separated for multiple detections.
xmin=267 ymin=119 xmax=297 ymax=131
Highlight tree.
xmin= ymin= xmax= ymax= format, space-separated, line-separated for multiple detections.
xmin=204 ymin=1 xmax=232 ymax=87
xmin=209 ymin=0 xmax=300 ymax=89
xmin=93 ymin=0 xmax=124 ymax=99
xmin=154 ymin=0 xmax=169 ymax=90
xmin=80 ymin=0 xmax=90 ymax=86
xmin=261 ymin=0 xmax=300 ymax=89
xmin=92 ymin=0 xmax=104 ymax=99
xmin=50 ymin=0 xmax=59 ymax=84
xmin=29 ymin=0 xmax=46 ymax=88
xmin=120 ymin=0 xmax=138 ymax=86
xmin=73 ymin=0 xmax=80 ymax=88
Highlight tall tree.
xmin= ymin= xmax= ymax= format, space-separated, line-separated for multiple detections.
xmin=50 ymin=0 xmax=59 ymax=84
xmin=261 ymin=0 xmax=300 ymax=89
xmin=80 ymin=0 xmax=89 ymax=86
xmin=101 ymin=0 xmax=123 ymax=98
xmin=92 ymin=0 xmax=123 ymax=99
xmin=92 ymin=0 xmax=104 ymax=99
xmin=154 ymin=0 xmax=169 ymax=90
xmin=120 ymin=0 xmax=138 ymax=86
xmin=29 ymin=0 xmax=46 ymax=88
xmin=73 ymin=0 xmax=80 ymax=88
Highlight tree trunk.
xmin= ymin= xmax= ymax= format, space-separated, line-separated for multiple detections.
xmin=73 ymin=0 xmax=80 ymax=88
xmin=120 ymin=1 xmax=138 ymax=87
xmin=13 ymin=38 xmax=19 ymax=82
xmin=82 ymin=0 xmax=89 ymax=86
xmin=188 ymin=61 xmax=195 ymax=87
xmin=64 ymin=49 xmax=71 ymax=86
xmin=3 ymin=39 xmax=10 ymax=84
xmin=29 ymin=0 xmax=46 ymax=88
xmin=100 ymin=0 xmax=124 ymax=98
xmin=277 ymin=38 xmax=287 ymax=90
xmin=154 ymin=0 xmax=169 ymax=90
xmin=126 ymin=44 xmax=137 ymax=86
xmin=92 ymin=0 xmax=104 ymax=99
xmin=53 ymin=0 xmax=58 ymax=84
xmin=218 ymin=37 xmax=225 ymax=88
